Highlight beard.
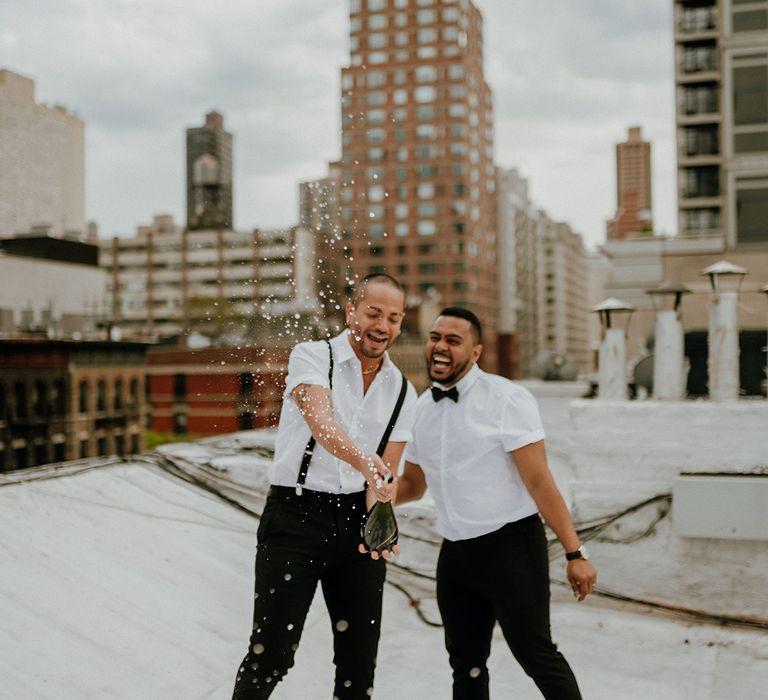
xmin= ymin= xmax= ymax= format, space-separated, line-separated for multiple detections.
xmin=350 ymin=328 xmax=389 ymax=358
xmin=428 ymin=355 xmax=472 ymax=387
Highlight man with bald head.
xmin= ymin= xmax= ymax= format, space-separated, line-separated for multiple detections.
xmin=232 ymin=273 xmax=417 ymax=700
xmin=396 ymin=307 xmax=596 ymax=700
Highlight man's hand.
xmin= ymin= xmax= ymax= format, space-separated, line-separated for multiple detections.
xmin=567 ymin=559 xmax=597 ymax=602
xmin=359 ymin=483 xmax=400 ymax=560
xmin=359 ymin=453 xmax=395 ymax=502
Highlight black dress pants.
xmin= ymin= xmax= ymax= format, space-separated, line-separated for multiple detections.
xmin=436 ymin=514 xmax=582 ymax=700
xmin=232 ymin=486 xmax=385 ymax=700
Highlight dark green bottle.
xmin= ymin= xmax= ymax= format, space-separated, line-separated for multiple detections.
xmin=362 ymin=500 xmax=399 ymax=554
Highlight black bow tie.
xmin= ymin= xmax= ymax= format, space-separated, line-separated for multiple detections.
xmin=431 ymin=386 xmax=459 ymax=403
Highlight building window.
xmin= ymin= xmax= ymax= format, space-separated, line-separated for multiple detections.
xmin=417 ymin=182 xmax=435 ymax=198
xmin=683 ymin=44 xmax=717 ymax=73
xmin=368 ymin=51 xmax=388 ymax=64
xmin=97 ymin=437 xmax=108 ymax=457
xmin=684 ymin=207 xmax=720 ymax=234
xmin=173 ymin=412 xmax=188 ymax=435
xmin=51 ymin=380 xmax=66 ymax=416
xmin=417 ymin=28 xmax=437 ymax=43
xmin=732 ymin=8 xmax=768 ymax=33
xmin=417 ymin=221 xmax=436 ymax=236
xmin=684 ymin=166 xmax=719 ymax=197
xmin=415 ymin=65 xmax=438 ymax=82
xmin=367 ymin=109 xmax=386 ymax=123
xmin=418 ymin=203 xmax=436 ymax=217
xmin=367 ymin=128 xmax=386 ymax=144
xmin=79 ymin=381 xmax=88 ymax=414
xmin=31 ymin=381 xmax=46 ymax=417
xmin=130 ymin=433 xmax=140 ymax=455
xmin=684 ymin=84 xmax=718 ymax=114
xmin=240 ymin=372 xmax=254 ymax=396
xmin=368 ymin=14 xmax=387 ymax=30
xmin=417 ymin=9 xmax=436 ymax=23
xmin=368 ymin=185 xmax=386 ymax=201
xmin=96 ymin=380 xmax=107 ymax=412
xmin=395 ymin=223 xmax=409 ymax=237
xmin=115 ymin=434 xmax=125 ymax=458
xmin=413 ymin=85 xmax=437 ymax=103
xmin=367 ymin=91 xmax=387 ymax=106
xmin=80 ymin=440 xmax=89 ymax=459
xmin=393 ymin=89 xmax=408 ymax=105
xmin=34 ymin=443 xmax=48 ymax=466
xmin=367 ymin=0 xmax=386 ymax=10
xmin=733 ymin=65 xmax=768 ymax=126
xmin=736 ymin=185 xmax=768 ymax=243
xmin=448 ymin=64 xmax=465 ymax=80
xmin=416 ymin=124 xmax=436 ymax=139
xmin=129 ymin=378 xmax=139 ymax=408
xmin=685 ymin=125 xmax=719 ymax=156
xmin=395 ymin=203 xmax=409 ymax=218
xmin=238 ymin=412 xmax=255 ymax=430
xmin=173 ymin=374 xmax=187 ymax=400
xmin=368 ymin=33 xmax=388 ymax=49
xmin=114 ymin=380 xmax=123 ymax=411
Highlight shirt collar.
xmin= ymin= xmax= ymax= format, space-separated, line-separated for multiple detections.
xmin=433 ymin=362 xmax=482 ymax=396
xmin=332 ymin=329 xmax=395 ymax=373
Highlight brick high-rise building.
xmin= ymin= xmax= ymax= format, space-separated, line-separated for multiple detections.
xmin=340 ymin=0 xmax=498 ymax=366
xmin=607 ymin=126 xmax=653 ymax=240
xmin=186 ymin=111 xmax=233 ymax=231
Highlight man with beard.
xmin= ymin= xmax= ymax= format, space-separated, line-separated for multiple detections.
xmin=232 ymin=273 xmax=417 ymax=700
xmin=395 ymin=307 xmax=596 ymax=700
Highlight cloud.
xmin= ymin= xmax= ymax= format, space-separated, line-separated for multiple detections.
xmin=0 ymin=0 xmax=677 ymax=247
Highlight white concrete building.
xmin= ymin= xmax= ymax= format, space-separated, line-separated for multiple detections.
xmin=537 ymin=213 xmax=591 ymax=372
xmin=0 ymin=69 xmax=85 ymax=239
xmin=0 ymin=239 xmax=106 ymax=338
xmin=99 ymin=216 xmax=317 ymax=340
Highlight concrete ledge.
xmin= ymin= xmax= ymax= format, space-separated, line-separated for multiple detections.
xmin=569 ymin=399 xmax=768 ymax=520
xmin=673 ymin=474 xmax=768 ymax=541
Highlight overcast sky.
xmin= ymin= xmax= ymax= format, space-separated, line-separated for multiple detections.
xmin=0 ymin=0 xmax=675 ymax=250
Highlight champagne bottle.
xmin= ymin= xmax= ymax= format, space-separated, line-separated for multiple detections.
xmin=362 ymin=500 xmax=399 ymax=554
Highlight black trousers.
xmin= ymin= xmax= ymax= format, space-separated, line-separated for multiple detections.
xmin=436 ymin=514 xmax=582 ymax=700
xmin=232 ymin=486 xmax=386 ymax=700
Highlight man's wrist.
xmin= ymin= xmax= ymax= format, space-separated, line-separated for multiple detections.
xmin=565 ymin=544 xmax=589 ymax=561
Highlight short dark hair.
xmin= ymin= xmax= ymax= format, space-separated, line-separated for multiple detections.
xmin=438 ymin=307 xmax=483 ymax=344
xmin=350 ymin=272 xmax=405 ymax=307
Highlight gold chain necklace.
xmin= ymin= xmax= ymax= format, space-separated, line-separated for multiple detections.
xmin=361 ymin=361 xmax=383 ymax=376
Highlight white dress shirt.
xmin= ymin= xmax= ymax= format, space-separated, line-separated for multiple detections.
xmin=270 ymin=330 xmax=417 ymax=494
xmin=403 ymin=364 xmax=545 ymax=541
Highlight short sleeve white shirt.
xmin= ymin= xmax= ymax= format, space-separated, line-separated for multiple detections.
xmin=270 ymin=330 xmax=418 ymax=494
xmin=403 ymin=364 xmax=545 ymax=541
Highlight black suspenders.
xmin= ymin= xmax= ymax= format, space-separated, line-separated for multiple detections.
xmin=295 ymin=340 xmax=333 ymax=495
xmin=294 ymin=340 xmax=409 ymax=495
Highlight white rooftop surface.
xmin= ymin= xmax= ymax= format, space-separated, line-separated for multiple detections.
xmin=2 ymin=458 xmax=767 ymax=700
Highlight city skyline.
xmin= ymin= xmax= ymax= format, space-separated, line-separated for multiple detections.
xmin=0 ymin=0 xmax=676 ymax=249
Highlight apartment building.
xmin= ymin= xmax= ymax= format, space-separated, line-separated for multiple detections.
xmin=607 ymin=126 xmax=654 ymax=240
xmin=100 ymin=216 xmax=317 ymax=340
xmin=674 ymin=0 xmax=768 ymax=245
xmin=0 ymin=69 xmax=85 ymax=239
xmin=339 ymin=0 xmax=500 ymax=366
xmin=537 ymin=214 xmax=591 ymax=373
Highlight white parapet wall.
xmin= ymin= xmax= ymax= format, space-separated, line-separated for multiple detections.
xmin=568 ymin=399 xmax=768 ymax=521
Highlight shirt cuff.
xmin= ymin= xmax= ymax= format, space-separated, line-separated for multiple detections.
xmin=386 ymin=429 xmax=412 ymax=444
xmin=502 ymin=430 xmax=546 ymax=453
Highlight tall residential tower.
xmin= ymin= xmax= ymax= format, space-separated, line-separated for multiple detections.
xmin=674 ymin=0 xmax=768 ymax=245
xmin=339 ymin=0 xmax=499 ymax=363
xmin=607 ymin=126 xmax=653 ymax=240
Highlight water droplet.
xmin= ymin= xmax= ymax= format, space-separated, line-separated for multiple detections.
xmin=469 ymin=667 xmax=481 ymax=678
xmin=343 ymin=680 xmax=352 ymax=688
xmin=287 ymin=623 xmax=294 ymax=630
xmin=252 ymin=644 xmax=265 ymax=655
xmin=335 ymin=619 xmax=349 ymax=632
